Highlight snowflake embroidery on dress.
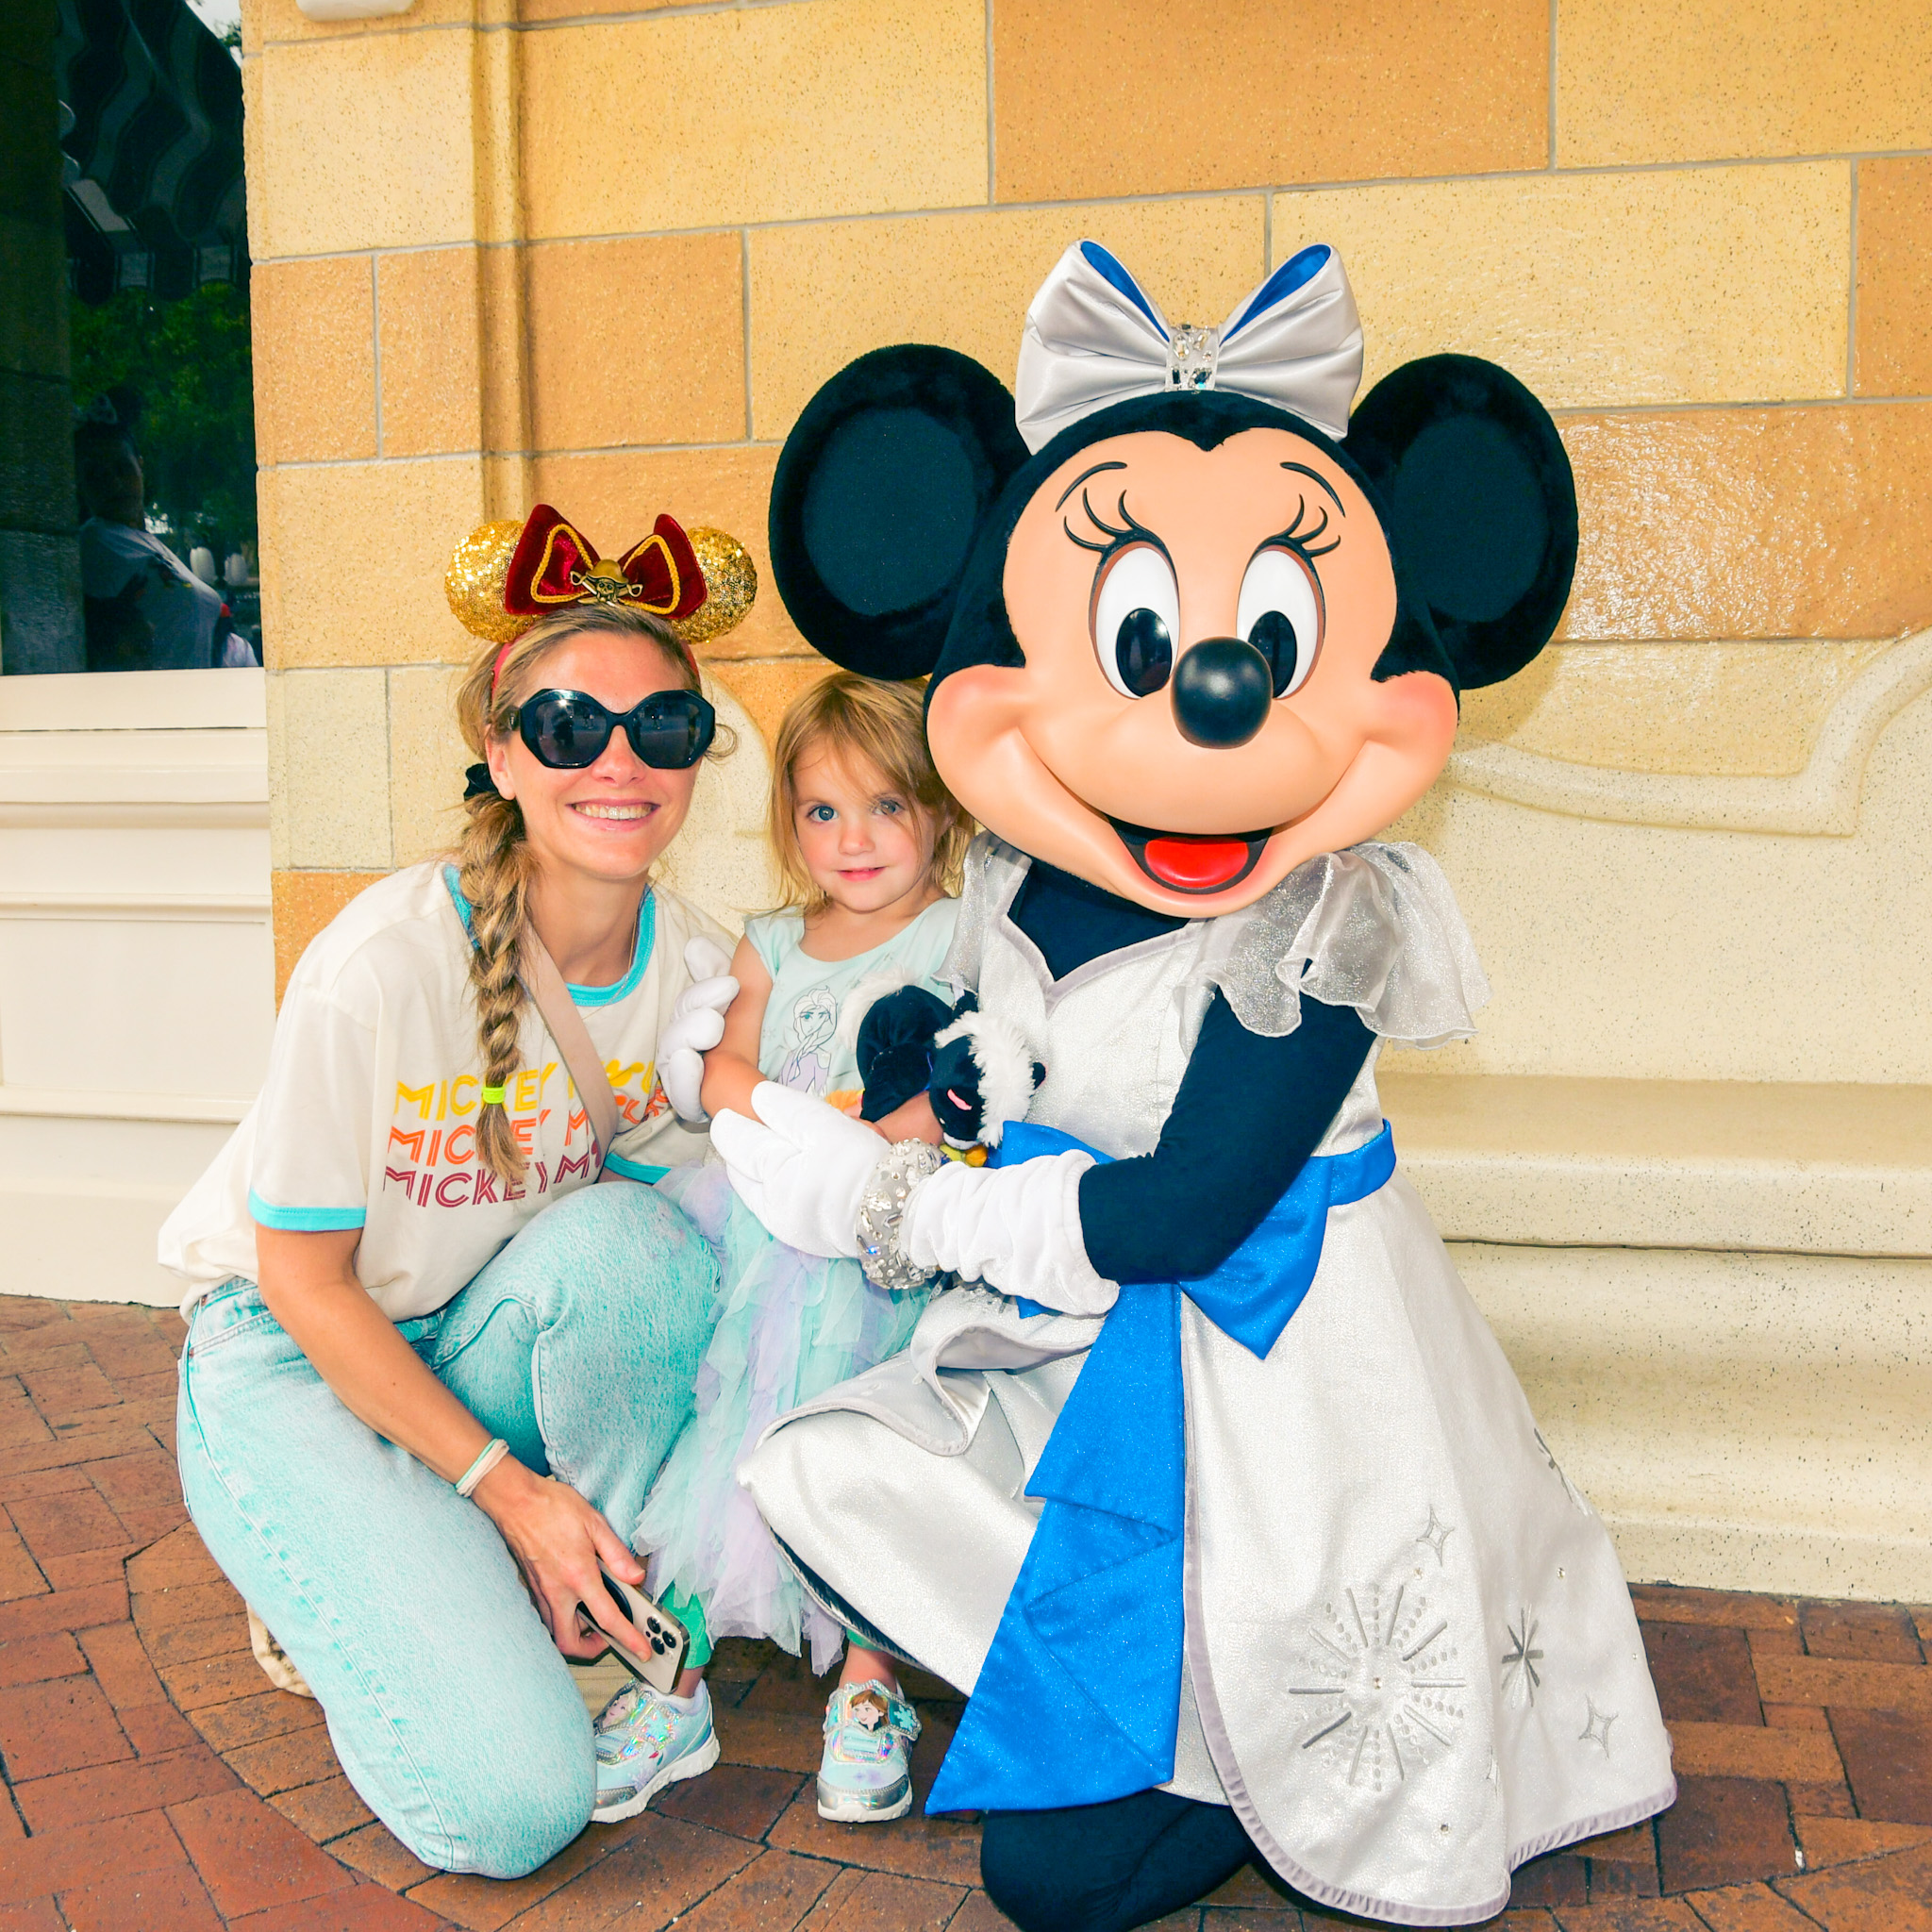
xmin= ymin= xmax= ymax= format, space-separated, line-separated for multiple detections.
xmin=1416 ymin=1505 xmax=1454 ymax=1566
xmin=1579 ymin=1696 xmax=1617 ymax=1756
xmin=1534 ymin=1427 xmax=1591 ymax=1514
xmin=1500 ymin=1607 xmax=1544 ymax=1708
xmin=1289 ymin=1582 xmax=1467 ymax=1793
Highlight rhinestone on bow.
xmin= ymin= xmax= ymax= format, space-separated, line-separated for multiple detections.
xmin=1167 ymin=324 xmax=1221 ymax=391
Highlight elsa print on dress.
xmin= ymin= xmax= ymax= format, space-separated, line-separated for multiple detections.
xmin=778 ymin=988 xmax=839 ymax=1094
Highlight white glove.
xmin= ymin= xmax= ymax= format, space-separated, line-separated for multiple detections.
xmin=709 ymin=1081 xmax=882 ymax=1257
xmin=658 ymin=937 xmax=739 ymax=1124
xmin=904 ymin=1152 xmax=1118 ymax=1315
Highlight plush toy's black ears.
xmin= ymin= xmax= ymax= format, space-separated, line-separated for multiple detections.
xmin=1348 ymin=355 xmax=1576 ymax=690
xmin=768 ymin=345 xmax=1030 ymax=681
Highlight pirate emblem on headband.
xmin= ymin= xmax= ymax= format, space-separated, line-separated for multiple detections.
xmin=508 ymin=507 xmax=705 ymax=622
xmin=446 ymin=504 xmax=758 ymax=648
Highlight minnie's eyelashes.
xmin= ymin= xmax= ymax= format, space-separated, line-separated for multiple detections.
xmin=1063 ymin=489 xmax=1158 ymax=559
xmin=1274 ymin=494 xmax=1341 ymax=561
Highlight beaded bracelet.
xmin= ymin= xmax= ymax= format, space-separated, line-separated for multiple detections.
xmin=856 ymin=1140 xmax=945 ymax=1292
xmin=454 ymin=1437 xmax=509 ymax=1498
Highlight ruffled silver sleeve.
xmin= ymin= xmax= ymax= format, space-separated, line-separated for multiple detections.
xmin=1194 ymin=841 xmax=1490 ymax=1045
xmin=940 ymin=834 xmax=1027 ymax=998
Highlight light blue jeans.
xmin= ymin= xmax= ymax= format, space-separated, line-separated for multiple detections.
xmin=175 ymin=1182 xmax=720 ymax=1878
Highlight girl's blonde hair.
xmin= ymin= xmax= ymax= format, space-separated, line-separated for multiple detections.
xmin=768 ymin=671 xmax=971 ymax=913
xmin=452 ymin=605 xmax=733 ymax=1186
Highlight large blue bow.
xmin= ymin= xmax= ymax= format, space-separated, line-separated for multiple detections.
xmin=925 ymin=1118 xmax=1396 ymax=1816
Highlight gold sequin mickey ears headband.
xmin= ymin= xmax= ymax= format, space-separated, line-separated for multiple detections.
xmin=445 ymin=504 xmax=758 ymax=656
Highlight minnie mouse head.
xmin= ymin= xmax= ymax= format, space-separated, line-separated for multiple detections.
xmin=768 ymin=241 xmax=1576 ymax=916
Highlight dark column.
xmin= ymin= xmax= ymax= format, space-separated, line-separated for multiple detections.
xmin=0 ymin=0 xmax=84 ymax=675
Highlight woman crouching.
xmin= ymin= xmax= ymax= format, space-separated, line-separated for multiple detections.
xmin=161 ymin=599 xmax=737 ymax=1876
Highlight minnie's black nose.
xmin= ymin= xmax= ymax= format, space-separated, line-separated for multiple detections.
xmin=1171 ymin=637 xmax=1273 ymax=748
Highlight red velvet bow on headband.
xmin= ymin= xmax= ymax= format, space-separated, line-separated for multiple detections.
xmin=504 ymin=506 xmax=708 ymax=624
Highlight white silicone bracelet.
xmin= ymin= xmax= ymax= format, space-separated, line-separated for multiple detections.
xmin=454 ymin=1438 xmax=508 ymax=1498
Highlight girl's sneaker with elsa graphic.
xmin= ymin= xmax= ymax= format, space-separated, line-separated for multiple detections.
xmin=818 ymin=1679 xmax=922 ymax=1821
xmin=591 ymin=1678 xmax=719 ymax=1821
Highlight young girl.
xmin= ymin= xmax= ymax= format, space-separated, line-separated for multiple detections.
xmin=591 ymin=672 xmax=970 ymax=1826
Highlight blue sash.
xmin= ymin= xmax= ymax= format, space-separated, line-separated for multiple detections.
xmin=925 ymin=1117 xmax=1397 ymax=1815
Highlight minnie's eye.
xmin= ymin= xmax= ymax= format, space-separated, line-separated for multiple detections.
xmin=1091 ymin=543 xmax=1178 ymax=698
xmin=1237 ymin=546 xmax=1322 ymax=697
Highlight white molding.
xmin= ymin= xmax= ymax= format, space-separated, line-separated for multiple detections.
xmin=0 ymin=667 xmax=265 ymax=732
xmin=0 ymin=891 xmax=271 ymax=923
xmin=1446 ymin=625 xmax=1932 ymax=835
xmin=0 ymin=800 xmax=270 ymax=829
xmin=0 ymin=1086 xmax=251 ymax=1124
xmin=295 ymin=0 xmax=412 ymax=16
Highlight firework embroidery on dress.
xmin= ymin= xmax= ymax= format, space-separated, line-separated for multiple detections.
xmin=1500 ymin=1607 xmax=1545 ymax=1708
xmin=1289 ymin=1581 xmax=1468 ymax=1792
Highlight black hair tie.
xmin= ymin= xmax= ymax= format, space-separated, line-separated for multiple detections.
xmin=464 ymin=761 xmax=502 ymax=799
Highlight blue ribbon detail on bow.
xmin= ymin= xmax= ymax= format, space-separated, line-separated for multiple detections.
xmin=925 ymin=1118 xmax=1396 ymax=1817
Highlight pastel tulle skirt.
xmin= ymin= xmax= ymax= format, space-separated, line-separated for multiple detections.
xmin=636 ymin=1162 xmax=936 ymax=1674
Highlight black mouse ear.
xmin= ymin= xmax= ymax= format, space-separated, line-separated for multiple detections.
xmin=768 ymin=345 xmax=1029 ymax=681
xmin=1348 ymin=355 xmax=1576 ymax=690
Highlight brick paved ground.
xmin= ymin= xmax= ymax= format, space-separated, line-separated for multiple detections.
xmin=5 ymin=1295 xmax=1932 ymax=1931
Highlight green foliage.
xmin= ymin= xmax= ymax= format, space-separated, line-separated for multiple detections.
xmin=69 ymin=279 xmax=257 ymax=553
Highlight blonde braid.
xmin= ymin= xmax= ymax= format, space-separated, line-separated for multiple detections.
xmin=451 ymin=604 xmax=730 ymax=1187
xmin=455 ymin=793 xmax=536 ymax=1186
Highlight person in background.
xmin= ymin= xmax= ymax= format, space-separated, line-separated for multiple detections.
xmin=74 ymin=408 xmax=255 ymax=669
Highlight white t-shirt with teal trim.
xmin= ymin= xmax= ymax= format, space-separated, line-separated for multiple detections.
xmin=159 ymin=860 xmax=726 ymax=1322
xmin=747 ymin=896 xmax=959 ymax=1107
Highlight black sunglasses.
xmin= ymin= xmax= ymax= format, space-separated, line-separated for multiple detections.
xmin=512 ymin=688 xmax=716 ymax=772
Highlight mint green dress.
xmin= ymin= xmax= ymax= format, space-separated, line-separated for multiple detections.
xmin=639 ymin=898 xmax=958 ymax=1672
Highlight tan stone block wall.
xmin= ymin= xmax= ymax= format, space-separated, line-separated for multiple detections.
xmin=250 ymin=257 xmax=375 ymax=464
xmin=376 ymin=250 xmax=485 ymax=458
xmin=242 ymin=0 xmax=1932 ymax=983
xmin=1274 ymin=165 xmax=1851 ymax=409
xmin=992 ymin=0 xmax=1549 ymax=199
xmin=1855 ymin=159 xmax=1932 ymax=399
xmin=1556 ymin=0 xmax=1932 ymax=167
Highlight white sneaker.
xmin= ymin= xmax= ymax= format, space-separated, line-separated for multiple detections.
xmin=591 ymin=1678 xmax=719 ymax=1822
xmin=817 ymin=1679 xmax=922 ymax=1822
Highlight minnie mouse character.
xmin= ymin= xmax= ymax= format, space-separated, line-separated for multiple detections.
xmin=713 ymin=242 xmax=1674 ymax=1928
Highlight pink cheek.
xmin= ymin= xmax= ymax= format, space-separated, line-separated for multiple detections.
xmin=1367 ymin=671 xmax=1459 ymax=753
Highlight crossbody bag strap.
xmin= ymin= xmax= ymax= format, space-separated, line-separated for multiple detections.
xmin=520 ymin=929 xmax=622 ymax=1184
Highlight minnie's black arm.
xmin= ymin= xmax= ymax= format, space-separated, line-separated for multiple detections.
xmin=1076 ymin=992 xmax=1374 ymax=1284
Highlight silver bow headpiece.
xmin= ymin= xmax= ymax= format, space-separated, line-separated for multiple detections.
xmin=1013 ymin=240 xmax=1364 ymax=455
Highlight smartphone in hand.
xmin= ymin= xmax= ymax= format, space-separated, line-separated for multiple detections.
xmin=582 ymin=1572 xmax=690 ymax=1693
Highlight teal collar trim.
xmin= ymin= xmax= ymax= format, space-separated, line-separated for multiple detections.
xmin=442 ymin=866 xmax=655 ymax=1008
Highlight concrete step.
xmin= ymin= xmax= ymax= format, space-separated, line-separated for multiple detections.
xmin=1457 ymin=1239 xmax=1932 ymax=1602
xmin=1384 ymin=1072 xmax=1932 ymax=1257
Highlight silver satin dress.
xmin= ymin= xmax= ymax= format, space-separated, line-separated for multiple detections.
xmin=741 ymin=837 xmax=1674 ymax=1926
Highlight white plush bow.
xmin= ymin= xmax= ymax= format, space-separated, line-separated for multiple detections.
xmin=1013 ymin=240 xmax=1365 ymax=454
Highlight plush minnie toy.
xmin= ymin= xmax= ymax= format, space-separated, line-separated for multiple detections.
xmin=714 ymin=242 xmax=1674 ymax=1929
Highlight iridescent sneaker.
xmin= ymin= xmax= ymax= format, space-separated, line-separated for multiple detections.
xmin=591 ymin=1678 xmax=719 ymax=1822
xmin=817 ymin=1679 xmax=921 ymax=1822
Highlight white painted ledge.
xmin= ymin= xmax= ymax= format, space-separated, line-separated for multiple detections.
xmin=1459 ymin=1241 xmax=1932 ymax=1600
xmin=0 ymin=1088 xmax=251 ymax=1124
xmin=1385 ymin=1073 xmax=1932 ymax=1257
xmin=0 ymin=667 xmax=265 ymax=731
xmin=1446 ymin=625 xmax=1932 ymax=835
